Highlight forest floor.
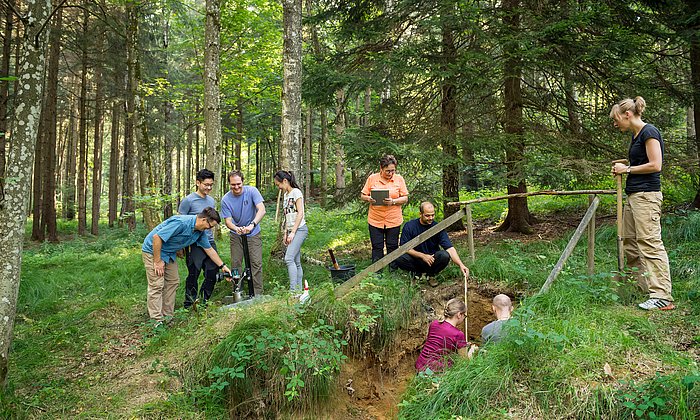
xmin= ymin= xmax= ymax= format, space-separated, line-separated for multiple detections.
xmin=6 ymin=204 xmax=700 ymax=419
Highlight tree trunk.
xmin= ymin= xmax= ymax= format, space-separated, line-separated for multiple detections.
xmin=334 ymin=89 xmax=346 ymax=199
xmin=120 ymin=3 xmax=138 ymax=230
xmin=41 ymin=3 xmax=62 ymax=242
xmin=186 ymin=121 xmax=193 ymax=191
xmin=440 ymin=21 xmax=463 ymax=231
xmin=461 ymin=123 xmax=478 ymax=191
xmin=77 ymin=7 xmax=89 ymax=235
xmin=235 ymin=100 xmax=242 ymax=169
xmin=137 ymin=98 xmax=159 ymax=230
xmin=319 ymin=106 xmax=328 ymax=207
xmin=176 ymin=123 xmax=182 ymax=208
xmin=64 ymin=97 xmax=77 ymax=220
xmin=305 ymin=107 xmax=313 ymax=198
xmin=162 ymin=8 xmax=173 ymax=220
xmin=204 ymin=0 xmax=222 ymax=198
xmin=91 ymin=28 xmax=104 ymax=236
xmin=108 ymin=97 xmax=120 ymax=228
xmin=281 ymin=0 xmax=302 ymax=177
xmin=690 ymin=37 xmax=700 ymax=208
xmin=496 ymin=0 xmax=532 ymax=234
xmin=30 ymin=121 xmax=44 ymax=241
xmin=0 ymin=0 xmax=51 ymax=387
xmin=163 ymin=100 xmax=173 ymax=219
xmin=0 ymin=0 xmax=14 ymax=193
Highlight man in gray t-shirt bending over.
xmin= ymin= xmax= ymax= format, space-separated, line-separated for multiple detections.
xmin=481 ymin=294 xmax=514 ymax=344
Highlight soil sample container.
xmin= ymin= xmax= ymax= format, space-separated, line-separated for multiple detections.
xmin=329 ymin=265 xmax=355 ymax=284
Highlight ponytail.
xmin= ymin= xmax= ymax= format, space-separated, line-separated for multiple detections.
xmin=609 ymin=96 xmax=646 ymax=119
xmin=273 ymin=170 xmax=301 ymax=190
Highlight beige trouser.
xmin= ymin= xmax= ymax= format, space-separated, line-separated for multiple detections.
xmin=622 ymin=191 xmax=673 ymax=301
xmin=143 ymin=252 xmax=181 ymax=321
xmin=230 ymin=234 xmax=263 ymax=296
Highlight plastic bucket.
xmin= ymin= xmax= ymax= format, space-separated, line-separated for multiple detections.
xmin=329 ymin=265 xmax=355 ymax=284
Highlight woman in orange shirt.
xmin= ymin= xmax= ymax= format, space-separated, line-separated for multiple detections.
xmin=360 ymin=155 xmax=409 ymax=262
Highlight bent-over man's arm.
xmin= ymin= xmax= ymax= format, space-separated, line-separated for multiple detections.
xmin=446 ymin=247 xmax=469 ymax=277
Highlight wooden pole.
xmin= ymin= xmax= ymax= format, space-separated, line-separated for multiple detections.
xmin=464 ymin=273 xmax=468 ymax=337
xmin=334 ymin=208 xmax=467 ymax=297
xmin=612 ymin=159 xmax=628 ymax=273
xmin=275 ymin=188 xmax=282 ymax=223
xmin=587 ymin=194 xmax=595 ymax=275
xmin=538 ymin=196 xmax=600 ymax=295
xmin=465 ymin=204 xmax=475 ymax=263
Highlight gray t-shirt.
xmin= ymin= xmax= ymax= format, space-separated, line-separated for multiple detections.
xmin=179 ymin=192 xmax=216 ymax=241
xmin=481 ymin=319 xmax=508 ymax=344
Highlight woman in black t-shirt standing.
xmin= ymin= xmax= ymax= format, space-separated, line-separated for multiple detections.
xmin=610 ymin=96 xmax=674 ymax=311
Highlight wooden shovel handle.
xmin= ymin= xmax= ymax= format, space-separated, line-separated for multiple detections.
xmin=328 ymin=249 xmax=340 ymax=270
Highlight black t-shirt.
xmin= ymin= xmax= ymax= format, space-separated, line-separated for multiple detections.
xmin=626 ymin=123 xmax=663 ymax=194
xmin=399 ymin=218 xmax=453 ymax=254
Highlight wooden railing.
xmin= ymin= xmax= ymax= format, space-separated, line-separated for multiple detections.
xmin=334 ymin=189 xmax=619 ymax=298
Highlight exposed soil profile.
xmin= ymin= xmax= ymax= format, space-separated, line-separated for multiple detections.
xmin=329 ymin=279 xmax=515 ymax=419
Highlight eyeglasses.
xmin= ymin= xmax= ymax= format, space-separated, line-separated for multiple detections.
xmin=383 ymin=169 xmax=396 ymax=174
xmin=206 ymin=220 xmax=216 ymax=229
xmin=201 ymin=183 xmax=214 ymax=189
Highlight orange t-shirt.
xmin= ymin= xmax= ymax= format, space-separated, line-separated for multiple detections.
xmin=361 ymin=173 xmax=408 ymax=228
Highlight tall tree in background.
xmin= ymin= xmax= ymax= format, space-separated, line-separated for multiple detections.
xmin=0 ymin=0 xmax=14 ymax=193
xmin=41 ymin=0 xmax=62 ymax=242
xmin=280 ymin=0 xmax=302 ymax=173
xmin=496 ymin=0 xmax=532 ymax=233
xmin=108 ymin=71 xmax=122 ymax=228
xmin=77 ymin=7 xmax=89 ymax=235
xmin=91 ymin=18 xmax=105 ymax=236
xmin=439 ymin=7 xmax=463 ymax=231
xmin=120 ymin=1 xmax=138 ymax=230
xmin=203 ymin=0 xmax=222 ymax=194
xmin=0 ymin=0 xmax=51 ymax=386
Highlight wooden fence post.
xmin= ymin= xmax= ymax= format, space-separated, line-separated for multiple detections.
xmin=538 ymin=196 xmax=600 ymax=295
xmin=465 ymin=204 xmax=475 ymax=263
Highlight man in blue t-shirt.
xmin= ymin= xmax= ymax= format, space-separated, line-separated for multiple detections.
xmin=220 ymin=170 xmax=266 ymax=296
xmin=393 ymin=202 xmax=469 ymax=287
xmin=142 ymin=207 xmax=231 ymax=324
xmin=179 ymin=169 xmax=218 ymax=309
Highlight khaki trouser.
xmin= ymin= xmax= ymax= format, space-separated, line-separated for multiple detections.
xmin=230 ymin=234 xmax=263 ymax=296
xmin=142 ymin=252 xmax=180 ymax=321
xmin=622 ymin=191 xmax=673 ymax=301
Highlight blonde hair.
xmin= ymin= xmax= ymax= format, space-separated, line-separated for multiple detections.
xmin=443 ymin=298 xmax=466 ymax=319
xmin=609 ymin=96 xmax=646 ymax=119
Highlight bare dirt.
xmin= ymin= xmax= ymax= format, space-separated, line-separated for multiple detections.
xmin=328 ymin=279 xmax=515 ymax=419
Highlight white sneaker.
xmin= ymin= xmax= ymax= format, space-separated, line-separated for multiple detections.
xmin=638 ymin=298 xmax=675 ymax=311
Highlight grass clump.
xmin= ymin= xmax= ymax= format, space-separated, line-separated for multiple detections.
xmin=192 ymin=315 xmax=347 ymax=417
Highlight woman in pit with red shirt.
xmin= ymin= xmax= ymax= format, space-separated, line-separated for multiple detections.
xmin=360 ymin=154 xmax=409 ymax=263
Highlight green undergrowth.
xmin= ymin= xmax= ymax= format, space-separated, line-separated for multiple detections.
xmin=399 ymin=210 xmax=700 ymax=419
xmin=168 ymin=273 xmax=420 ymax=417
xmin=4 ymin=202 xmax=700 ymax=418
xmin=399 ymin=274 xmax=700 ymax=418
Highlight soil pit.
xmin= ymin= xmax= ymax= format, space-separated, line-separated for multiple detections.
xmin=330 ymin=279 xmax=514 ymax=419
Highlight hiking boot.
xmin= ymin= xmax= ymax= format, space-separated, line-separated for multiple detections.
xmin=638 ymin=298 xmax=675 ymax=311
xmin=427 ymin=277 xmax=439 ymax=288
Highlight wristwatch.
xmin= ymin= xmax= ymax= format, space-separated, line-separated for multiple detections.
xmin=626 ymin=166 xmax=632 ymax=174
xmin=251 ymin=221 xmax=257 ymax=227
xmin=219 ymin=263 xmax=226 ymax=269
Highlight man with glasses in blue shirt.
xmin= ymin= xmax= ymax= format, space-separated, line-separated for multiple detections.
xmin=142 ymin=207 xmax=231 ymax=325
xmin=179 ymin=169 xmax=218 ymax=309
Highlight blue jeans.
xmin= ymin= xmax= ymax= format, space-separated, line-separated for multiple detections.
xmin=285 ymin=224 xmax=309 ymax=292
